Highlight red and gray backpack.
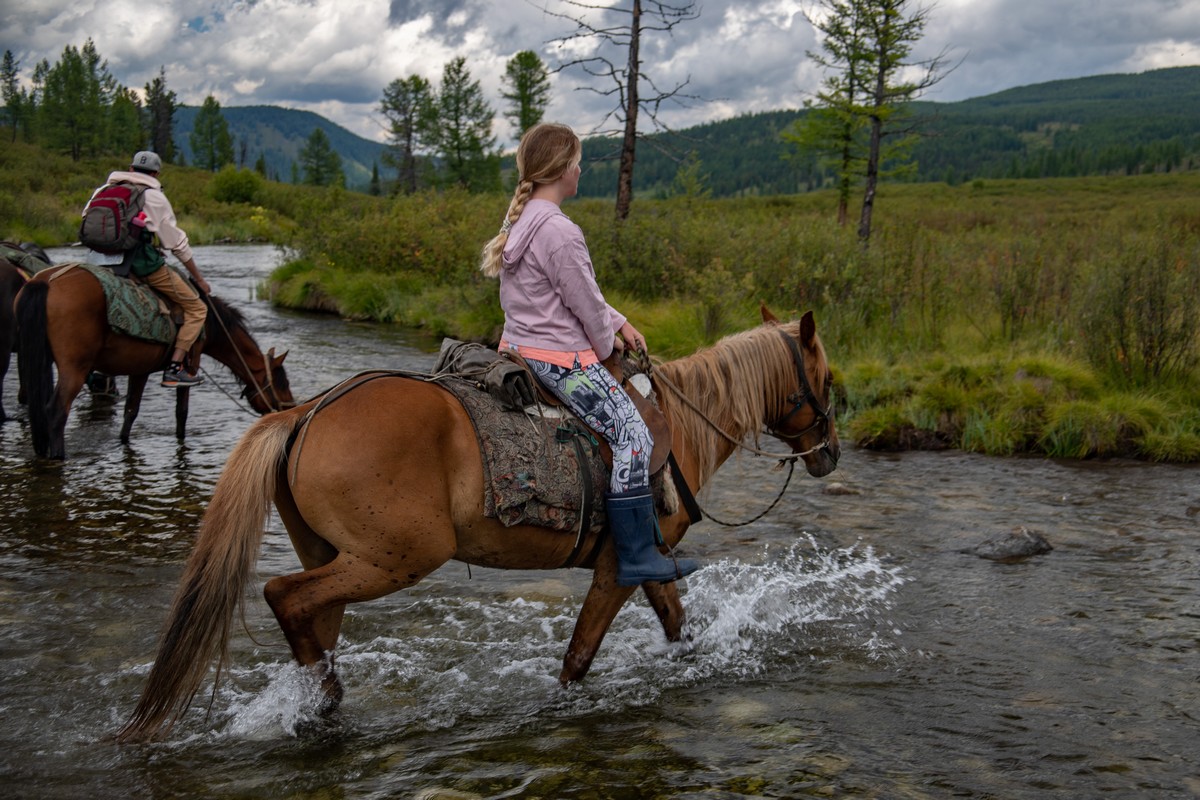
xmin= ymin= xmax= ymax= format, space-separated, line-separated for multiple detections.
xmin=79 ymin=182 xmax=148 ymax=254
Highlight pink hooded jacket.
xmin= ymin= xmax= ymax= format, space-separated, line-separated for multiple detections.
xmin=499 ymin=199 xmax=625 ymax=360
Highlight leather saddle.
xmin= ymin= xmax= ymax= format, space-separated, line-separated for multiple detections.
xmin=433 ymin=338 xmax=672 ymax=474
xmin=495 ymin=348 xmax=673 ymax=475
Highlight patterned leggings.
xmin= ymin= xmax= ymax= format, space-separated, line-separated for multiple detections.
xmin=525 ymin=357 xmax=653 ymax=493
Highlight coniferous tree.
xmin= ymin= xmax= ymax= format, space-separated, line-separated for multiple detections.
xmin=254 ymin=152 xmax=268 ymax=177
xmin=108 ymin=87 xmax=145 ymax=154
xmin=38 ymin=42 xmax=102 ymax=159
xmin=144 ymin=67 xmax=177 ymax=163
xmin=501 ymin=50 xmax=551 ymax=140
xmin=380 ymin=74 xmax=434 ymax=194
xmin=855 ymin=0 xmax=948 ymax=242
xmin=368 ymin=161 xmax=382 ymax=195
xmin=783 ymin=0 xmax=871 ymax=226
xmin=299 ymin=127 xmax=343 ymax=186
xmin=190 ymin=95 xmax=234 ymax=172
xmin=80 ymin=39 xmax=116 ymax=157
xmin=1 ymin=50 xmax=21 ymax=143
xmin=426 ymin=57 xmax=499 ymax=191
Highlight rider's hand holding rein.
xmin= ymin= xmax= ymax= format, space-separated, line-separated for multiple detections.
xmin=614 ymin=320 xmax=648 ymax=357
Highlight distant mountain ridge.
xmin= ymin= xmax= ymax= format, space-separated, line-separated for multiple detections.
xmin=173 ymin=66 xmax=1200 ymax=196
xmin=577 ymin=65 xmax=1200 ymax=197
xmin=174 ymin=105 xmax=388 ymax=190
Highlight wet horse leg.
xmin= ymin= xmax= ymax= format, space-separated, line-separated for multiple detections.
xmin=120 ymin=374 xmax=149 ymax=443
xmin=174 ymin=385 xmax=190 ymax=440
xmin=46 ymin=370 xmax=87 ymax=459
xmin=262 ymin=531 xmax=456 ymax=710
xmin=641 ymin=582 xmax=686 ymax=642
xmin=0 ymin=345 xmax=9 ymax=423
xmin=268 ymin=476 xmax=347 ymax=702
xmin=560 ymin=559 xmax=639 ymax=683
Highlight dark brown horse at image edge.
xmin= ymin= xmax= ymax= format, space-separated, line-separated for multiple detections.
xmin=15 ymin=266 xmax=295 ymax=459
xmin=1 ymin=258 xmax=31 ymax=424
xmin=118 ymin=308 xmax=840 ymax=743
xmin=1 ymin=244 xmax=53 ymax=422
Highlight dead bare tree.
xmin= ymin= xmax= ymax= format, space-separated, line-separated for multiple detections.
xmin=540 ymin=0 xmax=700 ymax=220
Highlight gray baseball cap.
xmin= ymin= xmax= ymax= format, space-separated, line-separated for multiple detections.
xmin=131 ymin=151 xmax=163 ymax=173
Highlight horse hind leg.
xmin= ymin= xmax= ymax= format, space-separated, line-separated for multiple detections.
xmin=262 ymin=542 xmax=454 ymax=712
xmin=44 ymin=372 xmax=86 ymax=459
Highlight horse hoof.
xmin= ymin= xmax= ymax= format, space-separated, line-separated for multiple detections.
xmin=317 ymin=674 xmax=344 ymax=716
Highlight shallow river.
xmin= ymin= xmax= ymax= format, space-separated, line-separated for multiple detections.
xmin=1 ymin=245 xmax=1197 ymax=799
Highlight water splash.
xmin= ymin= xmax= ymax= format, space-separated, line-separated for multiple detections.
xmin=215 ymin=537 xmax=904 ymax=740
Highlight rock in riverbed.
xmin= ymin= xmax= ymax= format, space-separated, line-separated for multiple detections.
xmin=962 ymin=526 xmax=1053 ymax=562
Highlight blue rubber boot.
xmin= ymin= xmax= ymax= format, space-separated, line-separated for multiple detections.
xmin=606 ymin=488 xmax=699 ymax=587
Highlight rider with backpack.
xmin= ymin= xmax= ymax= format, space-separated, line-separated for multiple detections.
xmin=80 ymin=151 xmax=210 ymax=388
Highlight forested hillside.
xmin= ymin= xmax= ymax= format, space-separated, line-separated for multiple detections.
xmin=162 ymin=65 xmax=1200 ymax=198
xmin=576 ymin=65 xmax=1200 ymax=198
xmin=173 ymin=105 xmax=389 ymax=190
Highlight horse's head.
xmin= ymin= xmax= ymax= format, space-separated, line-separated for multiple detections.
xmin=761 ymin=304 xmax=840 ymax=478
xmin=202 ymin=294 xmax=296 ymax=415
xmin=242 ymin=347 xmax=296 ymax=414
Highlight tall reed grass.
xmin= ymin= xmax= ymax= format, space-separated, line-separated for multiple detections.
xmin=5 ymin=139 xmax=1197 ymax=460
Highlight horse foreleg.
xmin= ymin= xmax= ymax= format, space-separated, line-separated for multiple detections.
xmin=641 ymin=581 xmax=686 ymax=642
xmin=174 ymin=386 xmax=190 ymax=440
xmin=560 ymin=566 xmax=638 ymax=684
xmin=120 ymin=375 xmax=149 ymax=444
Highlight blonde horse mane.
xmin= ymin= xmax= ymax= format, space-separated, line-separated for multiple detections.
xmin=656 ymin=319 xmax=823 ymax=485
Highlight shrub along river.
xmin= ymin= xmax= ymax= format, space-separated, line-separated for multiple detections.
xmin=1 ymin=245 xmax=1197 ymax=798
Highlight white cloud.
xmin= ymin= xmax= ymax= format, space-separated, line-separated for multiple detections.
xmin=1 ymin=0 xmax=1198 ymax=142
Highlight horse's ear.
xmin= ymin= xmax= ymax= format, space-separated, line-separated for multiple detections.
xmin=760 ymin=301 xmax=780 ymax=324
xmin=800 ymin=310 xmax=816 ymax=348
xmin=268 ymin=347 xmax=288 ymax=366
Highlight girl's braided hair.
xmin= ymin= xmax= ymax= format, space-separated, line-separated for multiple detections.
xmin=479 ymin=122 xmax=582 ymax=278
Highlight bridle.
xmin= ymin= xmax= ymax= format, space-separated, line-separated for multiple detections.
xmin=200 ymin=292 xmax=294 ymax=413
xmin=240 ymin=363 xmax=293 ymax=412
xmin=766 ymin=329 xmax=834 ymax=459
xmin=649 ymin=328 xmax=836 ymax=528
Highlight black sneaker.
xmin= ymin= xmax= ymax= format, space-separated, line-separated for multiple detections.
xmin=162 ymin=366 xmax=203 ymax=388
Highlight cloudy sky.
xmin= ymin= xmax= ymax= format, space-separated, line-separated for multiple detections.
xmin=3 ymin=0 xmax=1198 ymax=147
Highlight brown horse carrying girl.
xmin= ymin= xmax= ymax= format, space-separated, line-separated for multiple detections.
xmin=117 ymin=124 xmax=841 ymax=743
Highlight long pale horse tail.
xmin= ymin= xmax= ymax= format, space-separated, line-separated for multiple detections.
xmin=117 ymin=414 xmax=296 ymax=743
xmin=15 ymin=279 xmax=54 ymax=456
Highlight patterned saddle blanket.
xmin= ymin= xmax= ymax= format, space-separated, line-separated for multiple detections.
xmin=436 ymin=372 xmax=678 ymax=536
xmin=47 ymin=262 xmax=183 ymax=345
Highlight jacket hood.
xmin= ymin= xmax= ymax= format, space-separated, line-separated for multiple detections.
xmin=106 ymin=170 xmax=162 ymax=190
xmin=501 ymin=200 xmax=560 ymax=269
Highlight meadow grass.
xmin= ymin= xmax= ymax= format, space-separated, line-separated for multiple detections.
xmin=5 ymin=139 xmax=1198 ymax=460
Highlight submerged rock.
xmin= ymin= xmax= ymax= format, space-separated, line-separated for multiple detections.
xmin=963 ymin=526 xmax=1053 ymax=562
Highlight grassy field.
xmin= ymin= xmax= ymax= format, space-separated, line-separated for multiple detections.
xmin=5 ymin=140 xmax=1198 ymax=461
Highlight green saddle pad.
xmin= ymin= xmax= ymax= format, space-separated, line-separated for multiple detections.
xmin=64 ymin=262 xmax=179 ymax=345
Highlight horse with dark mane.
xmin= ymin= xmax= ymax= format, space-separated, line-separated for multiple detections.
xmin=16 ymin=263 xmax=295 ymax=459
xmin=0 ymin=242 xmax=53 ymax=423
xmin=117 ymin=306 xmax=840 ymax=742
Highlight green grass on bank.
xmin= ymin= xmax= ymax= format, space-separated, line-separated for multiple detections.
xmin=5 ymin=139 xmax=1199 ymax=461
